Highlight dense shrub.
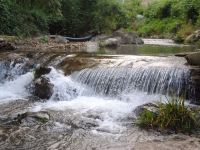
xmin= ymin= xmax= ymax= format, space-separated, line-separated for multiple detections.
xmin=137 ymin=18 xmax=183 ymax=37
xmin=137 ymin=98 xmax=199 ymax=133
xmin=0 ymin=0 xmax=61 ymax=36
xmin=135 ymin=0 xmax=200 ymax=38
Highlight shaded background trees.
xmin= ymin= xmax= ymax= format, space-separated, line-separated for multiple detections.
xmin=0 ymin=0 xmax=128 ymax=36
xmin=0 ymin=0 xmax=199 ymax=38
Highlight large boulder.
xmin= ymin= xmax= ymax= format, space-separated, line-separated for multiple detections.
xmin=113 ymin=30 xmax=144 ymax=44
xmin=0 ymin=38 xmax=15 ymax=51
xmin=185 ymin=52 xmax=200 ymax=66
xmin=93 ymin=30 xmax=144 ymax=48
xmin=100 ymin=37 xmax=120 ymax=48
xmin=91 ymin=35 xmax=111 ymax=42
xmin=34 ymin=76 xmax=54 ymax=99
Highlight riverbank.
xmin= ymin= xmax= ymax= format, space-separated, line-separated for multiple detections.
xmin=0 ymin=36 xmax=200 ymax=149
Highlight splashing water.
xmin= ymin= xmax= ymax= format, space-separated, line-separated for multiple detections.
xmin=0 ymin=72 xmax=34 ymax=103
xmin=30 ymin=68 xmax=165 ymax=133
xmin=0 ymin=56 xmax=194 ymax=133
xmin=0 ymin=59 xmax=32 ymax=83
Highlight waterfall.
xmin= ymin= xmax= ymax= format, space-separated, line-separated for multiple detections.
xmin=72 ymin=66 xmax=191 ymax=98
xmin=0 ymin=59 xmax=33 ymax=83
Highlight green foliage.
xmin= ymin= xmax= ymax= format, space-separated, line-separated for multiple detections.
xmin=137 ymin=109 xmax=156 ymax=128
xmin=174 ymin=24 xmax=196 ymax=43
xmin=0 ymin=0 xmax=61 ymax=36
xmin=137 ymin=98 xmax=199 ymax=133
xmin=137 ymin=18 xmax=183 ymax=37
xmin=134 ymin=0 xmax=200 ymax=39
xmin=144 ymin=0 xmax=172 ymax=19
xmin=49 ymin=0 xmax=129 ymax=36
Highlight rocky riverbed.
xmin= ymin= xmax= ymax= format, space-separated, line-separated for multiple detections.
xmin=0 ymin=37 xmax=200 ymax=150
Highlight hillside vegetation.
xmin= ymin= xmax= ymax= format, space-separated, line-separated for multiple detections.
xmin=0 ymin=0 xmax=199 ymax=40
xmin=132 ymin=0 xmax=200 ymax=41
xmin=0 ymin=0 xmax=128 ymax=36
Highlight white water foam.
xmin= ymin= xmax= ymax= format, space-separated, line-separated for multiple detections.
xmin=0 ymin=66 xmax=165 ymax=133
xmin=0 ymin=72 xmax=34 ymax=103
xmin=31 ymin=69 xmax=163 ymax=133
xmin=46 ymin=68 xmax=85 ymax=101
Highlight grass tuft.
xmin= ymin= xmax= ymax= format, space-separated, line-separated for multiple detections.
xmin=137 ymin=98 xmax=199 ymax=133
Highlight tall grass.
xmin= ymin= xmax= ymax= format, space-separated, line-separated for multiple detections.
xmin=137 ymin=98 xmax=199 ymax=133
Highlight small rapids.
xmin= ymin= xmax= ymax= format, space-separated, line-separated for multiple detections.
xmin=0 ymin=57 xmax=33 ymax=83
xmin=0 ymin=59 xmax=34 ymax=102
xmin=0 ymin=56 xmax=196 ymax=133
xmin=72 ymin=67 xmax=190 ymax=97
xmin=0 ymin=72 xmax=34 ymax=103
xmin=32 ymin=68 xmax=160 ymax=133
xmin=0 ymin=53 xmax=199 ymax=149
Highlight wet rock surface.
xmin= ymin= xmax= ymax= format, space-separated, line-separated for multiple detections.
xmin=0 ymin=41 xmax=200 ymax=149
xmin=185 ymin=52 xmax=200 ymax=66
xmin=0 ymin=111 xmax=50 ymax=127
xmin=189 ymin=68 xmax=200 ymax=104
xmin=34 ymin=76 xmax=54 ymax=99
xmin=0 ymin=100 xmax=199 ymax=150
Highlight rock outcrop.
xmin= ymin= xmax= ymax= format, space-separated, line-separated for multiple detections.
xmin=113 ymin=30 xmax=144 ymax=44
xmin=185 ymin=52 xmax=200 ymax=66
xmin=93 ymin=30 xmax=144 ymax=48
xmin=34 ymin=76 xmax=54 ymax=99
xmin=185 ymin=30 xmax=200 ymax=44
xmin=100 ymin=38 xmax=120 ymax=48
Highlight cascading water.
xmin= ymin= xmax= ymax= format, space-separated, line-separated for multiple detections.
xmin=0 ymin=58 xmax=31 ymax=83
xmin=0 ymin=54 xmax=196 ymax=133
xmin=72 ymin=66 xmax=191 ymax=98
xmin=0 ymin=59 xmax=34 ymax=102
xmin=32 ymin=68 xmax=162 ymax=133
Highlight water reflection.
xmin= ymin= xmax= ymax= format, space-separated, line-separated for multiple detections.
xmin=98 ymin=44 xmax=196 ymax=56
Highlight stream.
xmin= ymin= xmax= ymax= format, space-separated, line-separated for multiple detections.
xmin=0 ymin=40 xmax=200 ymax=150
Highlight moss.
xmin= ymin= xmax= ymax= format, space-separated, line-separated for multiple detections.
xmin=34 ymin=116 xmax=49 ymax=124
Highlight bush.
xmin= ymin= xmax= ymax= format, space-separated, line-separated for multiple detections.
xmin=135 ymin=0 xmax=200 ymax=38
xmin=137 ymin=98 xmax=199 ymax=133
xmin=0 ymin=0 xmax=61 ymax=36
xmin=137 ymin=18 xmax=183 ymax=38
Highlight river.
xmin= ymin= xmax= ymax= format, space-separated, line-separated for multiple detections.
xmin=0 ymin=39 xmax=199 ymax=150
